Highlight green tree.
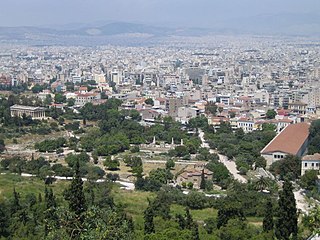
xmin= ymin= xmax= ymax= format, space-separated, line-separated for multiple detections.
xmin=205 ymin=103 xmax=217 ymax=115
xmin=204 ymin=217 xmax=216 ymax=234
xmin=185 ymin=207 xmax=193 ymax=230
xmin=266 ymin=109 xmax=277 ymax=119
xmin=10 ymin=188 xmax=21 ymax=216
xmin=263 ymin=198 xmax=274 ymax=232
xmin=145 ymin=98 xmax=154 ymax=106
xmin=269 ymin=155 xmax=301 ymax=180
xmin=44 ymin=187 xmax=58 ymax=235
xmin=300 ymin=170 xmax=318 ymax=191
xmin=191 ymin=222 xmax=199 ymax=240
xmin=144 ymin=206 xmax=155 ymax=235
xmin=31 ymin=84 xmax=44 ymax=93
xmin=255 ymin=156 xmax=267 ymax=169
xmin=206 ymin=160 xmax=230 ymax=187
xmin=200 ymin=169 xmax=206 ymax=190
xmin=103 ymin=156 xmax=120 ymax=170
xmin=219 ymin=219 xmax=253 ymax=240
xmin=0 ymin=203 xmax=8 ymax=237
xmin=149 ymin=168 xmax=173 ymax=185
xmin=165 ymin=159 xmax=175 ymax=170
xmin=254 ymin=176 xmax=270 ymax=192
xmin=305 ymin=206 xmax=320 ymax=235
xmin=64 ymin=160 xmax=86 ymax=217
xmin=170 ymin=145 xmax=189 ymax=158
xmin=217 ymin=202 xmax=245 ymax=229
xmin=54 ymin=93 xmax=66 ymax=104
xmin=262 ymin=123 xmax=276 ymax=132
xmin=275 ymin=180 xmax=298 ymax=240
xmin=44 ymin=94 xmax=52 ymax=105
xmin=67 ymin=98 xmax=75 ymax=106
xmin=0 ymin=139 xmax=5 ymax=153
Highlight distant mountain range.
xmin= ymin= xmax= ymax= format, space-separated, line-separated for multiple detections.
xmin=0 ymin=13 xmax=319 ymax=45
xmin=0 ymin=22 xmax=211 ymax=40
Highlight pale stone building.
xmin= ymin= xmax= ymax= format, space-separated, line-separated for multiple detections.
xmin=301 ymin=153 xmax=320 ymax=175
xmin=10 ymin=105 xmax=46 ymax=119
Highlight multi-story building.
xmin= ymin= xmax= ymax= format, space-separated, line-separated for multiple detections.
xmin=301 ymin=153 xmax=320 ymax=175
xmin=288 ymin=101 xmax=307 ymax=115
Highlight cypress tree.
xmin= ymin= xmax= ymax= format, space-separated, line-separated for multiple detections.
xmin=275 ymin=180 xmax=298 ymax=240
xmin=144 ymin=207 xmax=155 ymax=234
xmin=263 ymin=198 xmax=274 ymax=232
xmin=45 ymin=188 xmax=57 ymax=209
xmin=44 ymin=187 xmax=58 ymax=235
xmin=185 ymin=207 xmax=193 ymax=230
xmin=64 ymin=160 xmax=86 ymax=217
xmin=200 ymin=169 xmax=206 ymax=190
xmin=10 ymin=188 xmax=21 ymax=216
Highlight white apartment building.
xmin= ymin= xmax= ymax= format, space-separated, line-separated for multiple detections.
xmin=301 ymin=153 xmax=320 ymax=175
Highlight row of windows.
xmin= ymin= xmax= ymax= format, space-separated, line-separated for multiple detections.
xmin=304 ymin=162 xmax=320 ymax=167
xmin=238 ymin=123 xmax=253 ymax=127
xmin=274 ymin=155 xmax=284 ymax=159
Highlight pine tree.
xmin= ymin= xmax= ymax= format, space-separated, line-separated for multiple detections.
xmin=144 ymin=207 xmax=155 ymax=234
xmin=200 ymin=169 xmax=206 ymax=190
xmin=185 ymin=207 xmax=193 ymax=230
xmin=64 ymin=160 xmax=86 ymax=217
xmin=275 ymin=180 xmax=298 ymax=240
xmin=263 ymin=198 xmax=274 ymax=232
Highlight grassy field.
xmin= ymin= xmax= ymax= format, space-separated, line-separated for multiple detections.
xmin=0 ymin=173 xmax=69 ymax=202
xmin=0 ymin=173 xmax=262 ymax=239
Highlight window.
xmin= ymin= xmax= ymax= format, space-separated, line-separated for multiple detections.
xmin=312 ymin=163 xmax=314 ymax=167
xmin=305 ymin=163 xmax=308 ymax=167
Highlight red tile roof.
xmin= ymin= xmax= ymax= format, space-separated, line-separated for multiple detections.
xmin=261 ymin=123 xmax=309 ymax=155
xmin=302 ymin=153 xmax=320 ymax=161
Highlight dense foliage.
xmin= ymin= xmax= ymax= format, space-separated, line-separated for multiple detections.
xmin=201 ymin=121 xmax=275 ymax=172
xmin=79 ymin=100 xmax=201 ymax=157
xmin=0 ymin=170 xmax=134 ymax=239
xmin=308 ymin=119 xmax=320 ymax=154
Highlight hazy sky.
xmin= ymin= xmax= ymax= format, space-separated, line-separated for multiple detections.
xmin=0 ymin=0 xmax=319 ymax=27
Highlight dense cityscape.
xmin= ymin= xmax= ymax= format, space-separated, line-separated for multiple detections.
xmin=0 ymin=0 xmax=320 ymax=239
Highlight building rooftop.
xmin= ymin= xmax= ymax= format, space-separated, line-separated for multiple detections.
xmin=10 ymin=104 xmax=46 ymax=111
xmin=261 ymin=122 xmax=309 ymax=155
xmin=302 ymin=153 xmax=320 ymax=161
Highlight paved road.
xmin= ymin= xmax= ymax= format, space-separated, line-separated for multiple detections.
xmin=218 ymin=154 xmax=247 ymax=183
xmin=144 ymin=160 xmax=200 ymax=165
xmin=199 ymin=130 xmax=313 ymax=210
xmin=198 ymin=129 xmax=247 ymax=183
xmin=18 ymin=173 xmax=135 ymax=190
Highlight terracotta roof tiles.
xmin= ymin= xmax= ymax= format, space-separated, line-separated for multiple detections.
xmin=261 ymin=123 xmax=309 ymax=155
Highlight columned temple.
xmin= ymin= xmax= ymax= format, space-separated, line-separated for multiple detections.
xmin=10 ymin=105 xmax=46 ymax=119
